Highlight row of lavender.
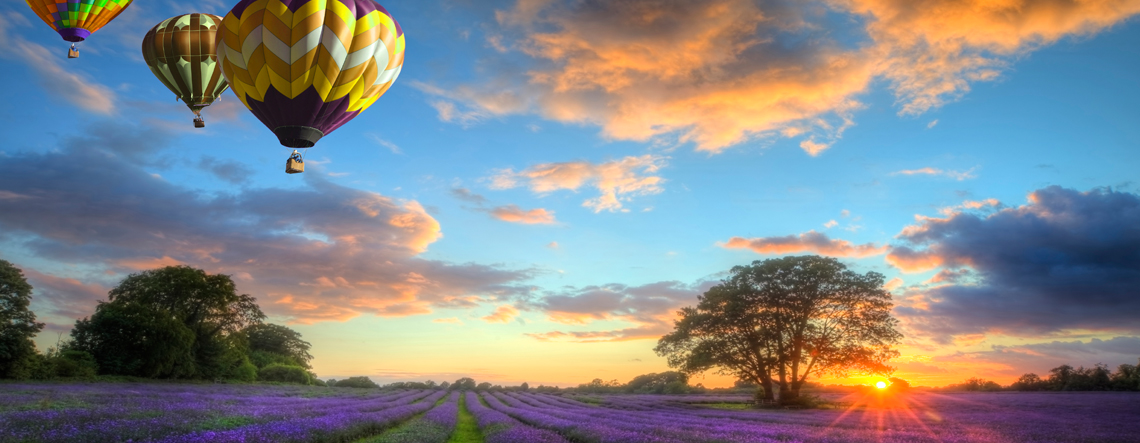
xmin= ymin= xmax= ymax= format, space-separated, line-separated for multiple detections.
xmin=3 ymin=384 xmax=1140 ymax=443
xmin=0 ymin=384 xmax=445 ymax=443
xmin=475 ymin=391 xmax=1140 ymax=443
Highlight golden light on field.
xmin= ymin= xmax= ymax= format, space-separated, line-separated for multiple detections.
xmin=876 ymin=381 xmax=887 ymax=389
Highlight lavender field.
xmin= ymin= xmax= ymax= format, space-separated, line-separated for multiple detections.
xmin=2 ymin=384 xmax=1139 ymax=443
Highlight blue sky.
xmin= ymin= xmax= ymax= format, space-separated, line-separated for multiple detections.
xmin=2 ymin=0 xmax=1139 ymax=387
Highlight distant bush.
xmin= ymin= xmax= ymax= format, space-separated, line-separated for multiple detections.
xmin=335 ymin=376 xmax=379 ymax=388
xmin=52 ymin=350 xmax=98 ymax=378
xmin=258 ymin=364 xmax=310 ymax=384
xmin=229 ymin=360 xmax=258 ymax=382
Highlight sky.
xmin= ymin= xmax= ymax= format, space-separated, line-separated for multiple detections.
xmin=1 ymin=0 xmax=1139 ymax=388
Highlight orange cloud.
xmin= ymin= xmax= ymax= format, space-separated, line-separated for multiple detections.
xmin=884 ymin=277 xmax=905 ymax=291
xmin=421 ymin=0 xmax=1140 ymax=154
xmin=482 ymin=305 xmax=519 ymax=323
xmin=432 ymin=317 xmax=463 ymax=324
xmin=489 ymin=205 xmax=557 ymax=224
xmin=846 ymin=0 xmax=1140 ymax=115
xmin=490 ymin=155 xmax=665 ymax=212
xmin=885 ymin=246 xmax=944 ymax=273
xmin=721 ymin=231 xmax=888 ymax=257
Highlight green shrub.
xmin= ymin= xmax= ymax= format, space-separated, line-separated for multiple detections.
xmin=334 ymin=376 xmax=378 ymax=388
xmin=229 ymin=360 xmax=258 ymax=382
xmin=52 ymin=350 xmax=98 ymax=378
xmin=257 ymin=364 xmax=310 ymax=384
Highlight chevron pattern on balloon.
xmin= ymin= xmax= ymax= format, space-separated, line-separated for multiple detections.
xmin=216 ymin=0 xmax=404 ymax=115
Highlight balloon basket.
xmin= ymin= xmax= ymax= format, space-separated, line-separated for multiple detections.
xmin=285 ymin=151 xmax=304 ymax=174
xmin=68 ymin=45 xmax=79 ymax=59
xmin=194 ymin=117 xmax=205 ymax=128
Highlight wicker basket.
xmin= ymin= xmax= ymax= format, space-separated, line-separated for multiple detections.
xmin=286 ymin=156 xmax=304 ymax=174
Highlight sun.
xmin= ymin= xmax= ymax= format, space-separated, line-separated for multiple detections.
xmin=876 ymin=381 xmax=887 ymax=389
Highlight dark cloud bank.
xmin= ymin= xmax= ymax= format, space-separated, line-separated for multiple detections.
xmin=892 ymin=186 xmax=1140 ymax=342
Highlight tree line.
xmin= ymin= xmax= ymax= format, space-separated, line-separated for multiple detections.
xmin=942 ymin=362 xmax=1140 ymax=392
xmin=0 ymin=261 xmax=320 ymax=384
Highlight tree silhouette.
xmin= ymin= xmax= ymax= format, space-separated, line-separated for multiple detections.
xmin=0 ymin=260 xmax=45 ymax=379
xmin=656 ymin=256 xmax=901 ymax=405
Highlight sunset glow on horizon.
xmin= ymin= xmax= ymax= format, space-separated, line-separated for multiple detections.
xmin=2 ymin=0 xmax=1139 ymax=389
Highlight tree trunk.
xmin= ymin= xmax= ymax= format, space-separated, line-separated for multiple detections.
xmin=778 ymin=382 xmax=800 ymax=405
xmin=758 ymin=379 xmax=775 ymax=402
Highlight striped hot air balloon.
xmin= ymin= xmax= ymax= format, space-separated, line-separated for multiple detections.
xmin=142 ymin=14 xmax=230 ymax=128
xmin=216 ymin=0 xmax=404 ymax=152
xmin=25 ymin=0 xmax=134 ymax=58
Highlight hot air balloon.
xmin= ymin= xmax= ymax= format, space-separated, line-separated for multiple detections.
xmin=216 ymin=0 xmax=404 ymax=173
xmin=142 ymin=14 xmax=230 ymax=128
xmin=25 ymin=0 xmax=134 ymax=58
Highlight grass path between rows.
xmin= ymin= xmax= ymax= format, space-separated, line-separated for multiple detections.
xmin=446 ymin=392 xmax=484 ymax=443
xmin=354 ymin=393 xmax=450 ymax=443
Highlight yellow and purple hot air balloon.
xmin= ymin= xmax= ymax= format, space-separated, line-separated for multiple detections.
xmin=25 ymin=0 xmax=134 ymax=58
xmin=142 ymin=14 xmax=230 ymax=128
xmin=216 ymin=0 xmax=405 ymax=173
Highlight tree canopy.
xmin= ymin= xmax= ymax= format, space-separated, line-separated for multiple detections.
xmin=655 ymin=256 xmax=901 ymax=404
xmin=244 ymin=323 xmax=314 ymax=369
xmin=0 ymin=260 xmax=45 ymax=379
xmin=71 ymin=266 xmax=266 ymax=379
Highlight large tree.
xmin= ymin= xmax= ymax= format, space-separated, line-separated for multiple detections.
xmin=656 ymin=256 xmax=901 ymax=404
xmin=0 ymin=260 xmax=45 ymax=379
xmin=71 ymin=266 xmax=265 ymax=378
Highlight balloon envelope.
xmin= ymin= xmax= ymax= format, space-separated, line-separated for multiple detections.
xmin=216 ymin=0 xmax=405 ymax=148
xmin=142 ymin=14 xmax=230 ymax=116
xmin=26 ymin=0 xmax=134 ymax=42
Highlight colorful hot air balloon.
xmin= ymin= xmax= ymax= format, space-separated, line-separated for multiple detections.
xmin=25 ymin=0 xmax=134 ymax=58
xmin=142 ymin=14 xmax=230 ymax=128
xmin=216 ymin=0 xmax=404 ymax=171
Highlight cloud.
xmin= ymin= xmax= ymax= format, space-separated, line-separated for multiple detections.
xmin=888 ymin=186 xmax=1140 ymax=341
xmin=546 ymin=241 xmax=559 ymax=249
xmin=451 ymin=188 xmax=488 ymax=205
xmin=433 ymin=317 xmax=463 ymax=325
xmin=884 ymin=277 xmax=904 ymax=291
xmin=824 ymin=220 xmax=839 ymax=229
xmin=490 ymin=155 xmax=666 ymax=212
xmin=846 ymin=0 xmax=1140 ymax=115
xmin=523 ymin=280 xmax=716 ymax=342
xmin=721 ymin=230 xmax=888 ymax=258
xmin=482 ymin=305 xmax=519 ymax=323
xmin=892 ymin=167 xmax=977 ymax=180
xmin=420 ymin=0 xmax=1140 ymax=154
xmin=366 ymin=134 xmax=403 ymax=154
xmin=488 ymin=205 xmax=557 ymax=224
xmin=199 ymin=158 xmax=254 ymax=185
xmin=927 ymin=119 xmax=939 ymax=129
xmin=929 ymin=337 xmax=1140 ymax=381
xmin=0 ymin=121 xmax=534 ymax=324
xmin=0 ymin=12 xmax=116 ymax=114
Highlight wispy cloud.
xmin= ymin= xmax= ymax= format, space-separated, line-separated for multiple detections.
xmin=490 ymin=155 xmax=666 ymax=212
xmin=892 ymin=167 xmax=977 ymax=181
xmin=721 ymin=230 xmax=888 ymax=258
xmin=482 ymin=305 xmax=519 ymax=323
xmin=0 ymin=12 xmax=116 ymax=114
xmin=488 ymin=205 xmax=557 ymax=225
xmin=366 ymin=133 xmax=404 ymax=154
